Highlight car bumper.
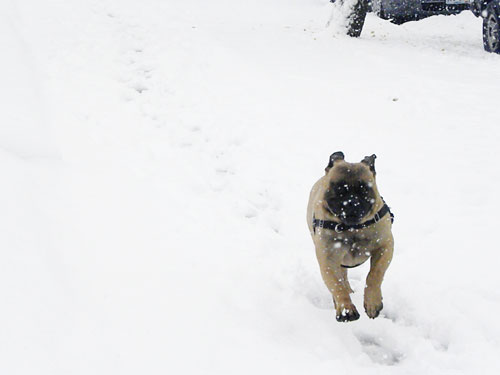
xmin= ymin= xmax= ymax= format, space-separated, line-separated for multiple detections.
xmin=373 ymin=0 xmax=470 ymax=22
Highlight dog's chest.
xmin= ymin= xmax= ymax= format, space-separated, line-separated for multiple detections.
xmin=326 ymin=231 xmax=379 ymax=266
xmin=332 ymin=232 xmax=374 ymax=251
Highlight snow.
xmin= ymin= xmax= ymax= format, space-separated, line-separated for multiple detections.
xmin=2 ymin=0 xmax=500 ymax=373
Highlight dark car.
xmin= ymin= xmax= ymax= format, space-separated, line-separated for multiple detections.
xmin=335 ymin=0 xmax=500 ymax=53
xmin=471 ymin=0 xmax=500 ymax=52
xmin=372 ymin=0 xmax=470 ymax=24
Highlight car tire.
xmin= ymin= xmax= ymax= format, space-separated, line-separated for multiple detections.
xmin=346 ymin=0 xmax=368 ymax=38
xmin=483 ymin=2 xmax=500 ymax=53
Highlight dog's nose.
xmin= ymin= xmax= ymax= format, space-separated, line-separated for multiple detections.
xmin=344 ymin=195 xmax=361 ymax=208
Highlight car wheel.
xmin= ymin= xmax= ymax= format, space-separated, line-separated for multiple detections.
xmin=346 ymin=0 xmax=368 ymax=38
xmin=483 ymin=3 xmax=500 ymax=53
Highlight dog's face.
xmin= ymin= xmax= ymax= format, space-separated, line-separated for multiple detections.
xmin=323 ymin=152 xmax=378 ymax=226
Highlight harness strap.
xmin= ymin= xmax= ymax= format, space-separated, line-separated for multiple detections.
xmin=313 ymin=203 xmax=394 ymax=234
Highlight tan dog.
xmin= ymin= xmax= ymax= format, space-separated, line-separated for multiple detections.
xmin=307 ymin=152 xmax=394 ymax=322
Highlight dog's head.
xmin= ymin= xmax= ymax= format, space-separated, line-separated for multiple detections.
xmin=323 ymin=152 xmax=379 ymax=226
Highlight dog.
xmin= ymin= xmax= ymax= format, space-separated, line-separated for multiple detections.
xmin=307 ymin=152 xmax=394 ymax=322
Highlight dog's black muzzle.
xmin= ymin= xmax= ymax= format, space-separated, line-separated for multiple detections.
xmin=328 ymin=195 xmax=372 ymax=226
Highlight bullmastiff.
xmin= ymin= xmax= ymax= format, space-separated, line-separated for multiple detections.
xmin=307 ymin=152 xmax=394 ymax=322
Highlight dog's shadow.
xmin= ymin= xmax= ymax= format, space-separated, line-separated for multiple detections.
xmin=301 ymin=263 xmax=453 ymax=367
xmin=354 ymin=331 xmax=404 ymax=366
xmin=303 ymin=272 xmax=407 ymax=366
xmin=306 ymin=290 xmax=406 ymax=366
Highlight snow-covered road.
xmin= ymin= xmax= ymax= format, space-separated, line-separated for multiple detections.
xmin=1 ymin=0 xmax=500 ymax=373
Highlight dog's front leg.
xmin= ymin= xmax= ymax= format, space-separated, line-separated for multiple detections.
xmin=364 ymin=237 xmax=394 ymax=319
xmin=316 ymin=245 xmax=360 ymax=322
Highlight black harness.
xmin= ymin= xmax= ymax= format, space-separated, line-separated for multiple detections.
xmin=312 ymin=203 xmax=394 ymax=234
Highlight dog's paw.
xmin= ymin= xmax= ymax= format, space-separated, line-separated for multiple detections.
xmin=364 ymin=301 xmax=383 ymax=319
xmin=336 ymin=304 xmax=360 ymax=322
xmin=364 ymin=287 xmax=383 ymax=319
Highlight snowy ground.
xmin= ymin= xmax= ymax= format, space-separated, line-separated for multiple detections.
xmin=2 ymin=0 xmax=500 ymax=373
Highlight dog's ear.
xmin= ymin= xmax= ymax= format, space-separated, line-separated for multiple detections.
xmin=361 ymin=154 xmax=377 ymax=175
xmin=325 ymin=151 xmax=345 ymax=173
